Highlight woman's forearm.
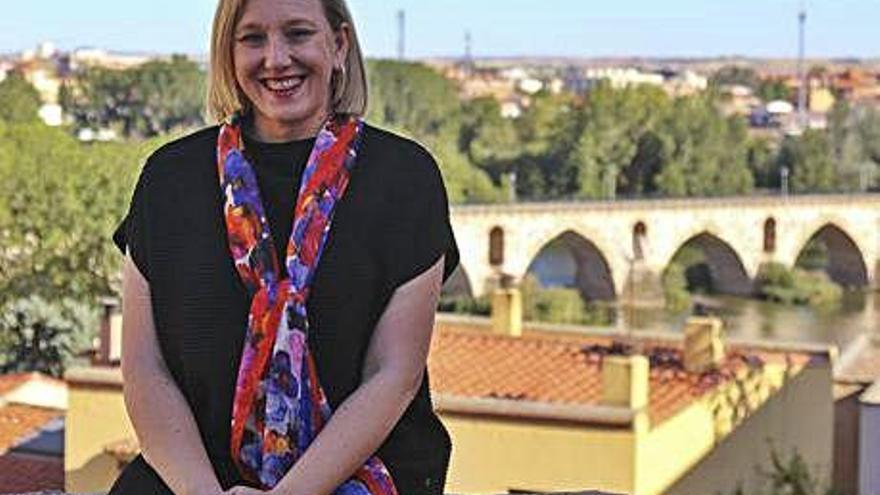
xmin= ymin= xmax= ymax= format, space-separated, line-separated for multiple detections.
xmin=123 ymin=362 xmax=223 ymax=495
xmin=121 ymin=254 xmax=223 ymax=495
xmin=273 ymin=367 xmax=421 ymax=495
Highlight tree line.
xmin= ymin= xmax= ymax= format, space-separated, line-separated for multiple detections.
xmin=1 ymin=57 xmax=879 ymax=374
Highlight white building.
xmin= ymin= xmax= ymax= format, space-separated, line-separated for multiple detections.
xmin=70 ymin=48 xmax=150 ymax=70
xmin=584 ymin=67 xmax=665 ymax=90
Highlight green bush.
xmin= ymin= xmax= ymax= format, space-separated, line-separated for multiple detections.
xmin=756 ymin=263 xmax=842 ymax=306
xmin=727 ymin=444 xmax=839 ymax=495
xmin=662 ymin=262 xmax=692 ymax=311
xmin=0 ymin=297 xmax=98 ymax=377
xmin=439 ymin=274 xmax=613 ymax=326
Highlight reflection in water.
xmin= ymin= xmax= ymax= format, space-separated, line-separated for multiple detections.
xmin=618 ymin=290 xmax=879 ymax=349
xmin=527 ymin=245 xmax=878 ymax=349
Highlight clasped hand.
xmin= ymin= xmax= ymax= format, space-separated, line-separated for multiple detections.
xmin=223 ymin=486 xmax=278 ymax=494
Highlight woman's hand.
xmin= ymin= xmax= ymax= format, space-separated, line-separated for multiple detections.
xmin=225 ymin=486 xmax=267 ymax=494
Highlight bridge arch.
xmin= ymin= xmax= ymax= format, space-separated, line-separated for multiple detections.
xmin=665 ymin=232 xmax=753 ymax=296
xmin=795 ymin=223 xmax=869 ymax=288
xmin=525 ymin=230 xmax=616 ymax=301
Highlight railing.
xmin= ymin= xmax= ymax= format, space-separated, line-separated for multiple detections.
xmin=450 ymin=192 xmax=880 ymax=215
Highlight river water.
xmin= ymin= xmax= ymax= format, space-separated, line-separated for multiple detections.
xmin=527 ymin=241 xmax=878 ymax=350
xmin=617 ymin=291 xmax=879 ymax=349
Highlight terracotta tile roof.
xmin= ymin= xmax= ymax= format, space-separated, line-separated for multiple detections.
xmin=0 ymin=404 xmax=64 ymax=455
xmin=0 ymin=453 xmax=64 ymax=493
xmin=428 ymin=323 xmax=812 ymax=426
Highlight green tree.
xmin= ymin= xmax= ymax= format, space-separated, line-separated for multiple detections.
xmin=566 ymin=83 xmax=670 ymax=199
xmin=654 ymin=96 xmax=754 ymax=197
xmin=0 ymin=73 xmax=42 ymax=123
xmin=756 ymin=79 xmax=792 ymax=102
xmin=747 ymin=137 xmax=780 ymax=189
xmin=0 ymin=122 xmax=167 ymax=374
xmin=778 ymin=131 xmax=836 ymax=193
xmin=0 ymin=123 xmax=144 ymax=304
xmin=516 ymin=91 xmax=576 ymax=157
xmin=710 ymin=65 xmax=759 ymax=89
xmin=460 ymin=96 xmax=520 ymax=175
xmin=366 ymin=59 xmax=502 ymax=203
xmin=0 ymin=297 xmax=97 ymax=377
xmin=62 ymin=55 xmax=206 ymax=137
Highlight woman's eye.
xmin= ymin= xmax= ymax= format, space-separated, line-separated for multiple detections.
xmin=286 ymin=29 xmax=315 ymax=40
xmin=238 ymin=33 xmax=265 ymax=44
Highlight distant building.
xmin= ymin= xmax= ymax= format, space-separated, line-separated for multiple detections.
xmin=69 ymin=48 xmax=150 ymax=70
xmin=831 ymin=69 xmax=880 ymax=108
xmin=0 ymin=373 xmax=67 ymax=493
xmin=582 ymin=67 xmax=665 ymax=91
xmin=661 ymin=69 xmax=710 ymax=97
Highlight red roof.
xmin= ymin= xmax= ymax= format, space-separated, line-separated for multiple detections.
xmin=428 ymin=323 xmax=812 ymax=425
xmin=0 ymin=453 xmax=64 ymax=493
xmin=0 ymin=404 xmax=63 ymax=455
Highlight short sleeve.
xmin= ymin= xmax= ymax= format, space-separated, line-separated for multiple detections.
xmin=383 ymin=150 xmax=460 ymax=292
xmin=112 ymin=162 xmax=152 ymax=281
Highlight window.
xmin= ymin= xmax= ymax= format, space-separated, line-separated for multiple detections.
xmin=489 ymin=226 xmax=504 ymax=266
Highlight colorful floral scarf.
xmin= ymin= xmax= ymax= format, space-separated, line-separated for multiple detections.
xmin=217 ymin=113 xmax=397 ymax=494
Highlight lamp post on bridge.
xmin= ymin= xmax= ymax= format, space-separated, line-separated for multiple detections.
xmin=780 ymin=166 xmax=790 ymax=197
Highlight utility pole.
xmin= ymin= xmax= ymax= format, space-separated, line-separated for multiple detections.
xmin=397 ymin=10 xmax=406 ymax=61
xmin=797 ymin=1 xmax=808 ymax=130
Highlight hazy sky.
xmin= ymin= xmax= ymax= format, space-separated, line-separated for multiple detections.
xmin=1 ymin=0 xmax=877 ymax=58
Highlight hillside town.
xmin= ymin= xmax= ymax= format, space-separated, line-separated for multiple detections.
xmin=3 ymin=41 xmax=880 ymax=139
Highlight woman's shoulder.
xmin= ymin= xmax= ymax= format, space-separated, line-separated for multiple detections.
xmin=360 ymin=122 xmax=443 ymax=189
xmin=139 ymin=125 xmax=221 ymax=183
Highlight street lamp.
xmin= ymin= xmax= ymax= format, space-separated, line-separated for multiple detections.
xmin=780 ymin=166 xmax=790 ymax=196
xmin=507 ymin=171 xmax=517 ymax=203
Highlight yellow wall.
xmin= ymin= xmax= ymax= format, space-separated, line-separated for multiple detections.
xmin=635 ymin=404 xmax=717 ymax=495
xmin=665 ymin=362 xmax=833 ymax=495
xmin=64 ymin=370 xmax=133 ymax=494
xmin=440 ymin=413 xmax=637 ymax=494
xmin=439 ymin=360 xmax=832 ymax=495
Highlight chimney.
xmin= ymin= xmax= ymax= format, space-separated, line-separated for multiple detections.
xmin=602 ymin=354 xmax=649 ymax=410
xmin=96 ymin=297 xmax=123 ymax=366
xmin=683 ymin=317 xmax=725 ymax=373
xmin=491 ymin=288 xmax=522 ymax=337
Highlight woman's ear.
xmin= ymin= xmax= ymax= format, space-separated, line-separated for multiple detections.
xmin=334 ymin=23 xmax=351 ymax=67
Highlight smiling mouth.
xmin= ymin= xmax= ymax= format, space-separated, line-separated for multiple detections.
xmin=262 ymin=76 xmax=305 ymax=95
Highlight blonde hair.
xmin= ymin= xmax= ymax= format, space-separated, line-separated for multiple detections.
xmin=207 ymin=0 xmax=368 ymax=122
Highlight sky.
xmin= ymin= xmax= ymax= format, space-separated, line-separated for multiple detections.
xmin=0 ymin=0 xmax=877 ymax=59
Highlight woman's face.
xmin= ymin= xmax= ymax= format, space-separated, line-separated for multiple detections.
xmin=233 ymin=0 xmax=348 ymax=141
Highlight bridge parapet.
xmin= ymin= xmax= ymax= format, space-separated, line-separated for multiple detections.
xmin=448 ymin=194 xmax=880 ymax=299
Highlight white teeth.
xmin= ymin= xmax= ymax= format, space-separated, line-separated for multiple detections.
xmin=264 ymin=77 xmax=303 ymax=91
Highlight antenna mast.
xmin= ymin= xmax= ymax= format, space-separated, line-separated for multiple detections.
xmin=797 ymin=1 xmax=808 ymax=129
xmin=397 ymin=10 xmax=406 ymax=61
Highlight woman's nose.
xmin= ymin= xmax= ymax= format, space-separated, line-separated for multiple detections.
xmin=264 ymin=35 xmax=292 ymax=70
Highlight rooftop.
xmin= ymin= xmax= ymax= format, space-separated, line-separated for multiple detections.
xmin=0 ymin=404 xmax=64 ymax=456
xmin=428 ymin=320 xmax=815 ymax=426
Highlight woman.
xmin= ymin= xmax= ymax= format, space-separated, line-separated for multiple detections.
xmin=109 ymin=0 xmax=459 ymax=493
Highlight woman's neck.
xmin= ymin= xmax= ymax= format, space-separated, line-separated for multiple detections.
xmin=249 ymin=111 xmax=328 ymax=143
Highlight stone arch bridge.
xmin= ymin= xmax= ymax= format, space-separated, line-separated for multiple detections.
xmin=446 ymin=194 xmax=880 ymax=301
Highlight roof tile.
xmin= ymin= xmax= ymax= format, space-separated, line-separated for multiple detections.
xmin=427 ymin=324 xmax=812 ymax=425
